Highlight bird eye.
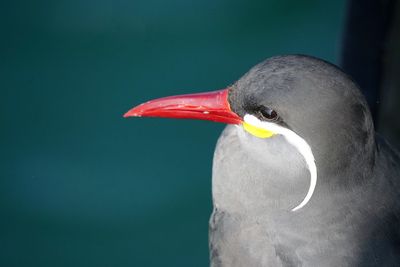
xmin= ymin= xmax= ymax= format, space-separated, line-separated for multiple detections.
xmin=259 ymin=106 xmax=278 ymax=120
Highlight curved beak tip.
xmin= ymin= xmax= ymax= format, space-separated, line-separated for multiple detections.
xmin=123 ymin=104 xmax=146 ymax=118
xmin=123 ymin=110 xmax=136 ymax=118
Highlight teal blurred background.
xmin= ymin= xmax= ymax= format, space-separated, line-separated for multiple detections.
xmin=1 ymin=0 xmax=346 ymax=266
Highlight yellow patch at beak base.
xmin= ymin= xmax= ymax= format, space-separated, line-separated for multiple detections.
xmin=243 ymin=121 xmax=275 ymax=138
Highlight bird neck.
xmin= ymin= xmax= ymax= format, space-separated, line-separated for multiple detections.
xmin=309 ymin=129 xmax=377 ymax=187
xmin=212 ymin=125 xmax=377 ymax=215
xmin=212 ymin=126 xmax=315 ymax=214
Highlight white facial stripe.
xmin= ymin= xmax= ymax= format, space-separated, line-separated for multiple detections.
xmin=243 ymin=114 xmax=317 ymax=211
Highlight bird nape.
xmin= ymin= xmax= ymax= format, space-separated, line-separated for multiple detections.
xmin=124 ymin=55 xmax=400 ymax=266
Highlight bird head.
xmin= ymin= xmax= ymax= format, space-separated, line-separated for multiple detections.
xmin=124 ymin=55 xmax=375 ymax=211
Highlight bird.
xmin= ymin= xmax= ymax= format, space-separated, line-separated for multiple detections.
xmin=124 ymin=55 xmax=400 ymax=266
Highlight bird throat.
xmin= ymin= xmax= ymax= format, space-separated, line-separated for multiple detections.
xmin=243 ymin=114 xmax=317 ymax=211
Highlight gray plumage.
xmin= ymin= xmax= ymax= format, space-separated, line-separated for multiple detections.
xmin=209 ymin=55 xmax=400 ymax=266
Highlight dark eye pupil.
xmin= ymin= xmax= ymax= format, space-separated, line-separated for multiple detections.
xmin=260 ymin=107 xmax=278 ymax=120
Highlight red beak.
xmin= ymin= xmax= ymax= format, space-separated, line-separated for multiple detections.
xmin=124 ymin=88 xmax=242 ymax=124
